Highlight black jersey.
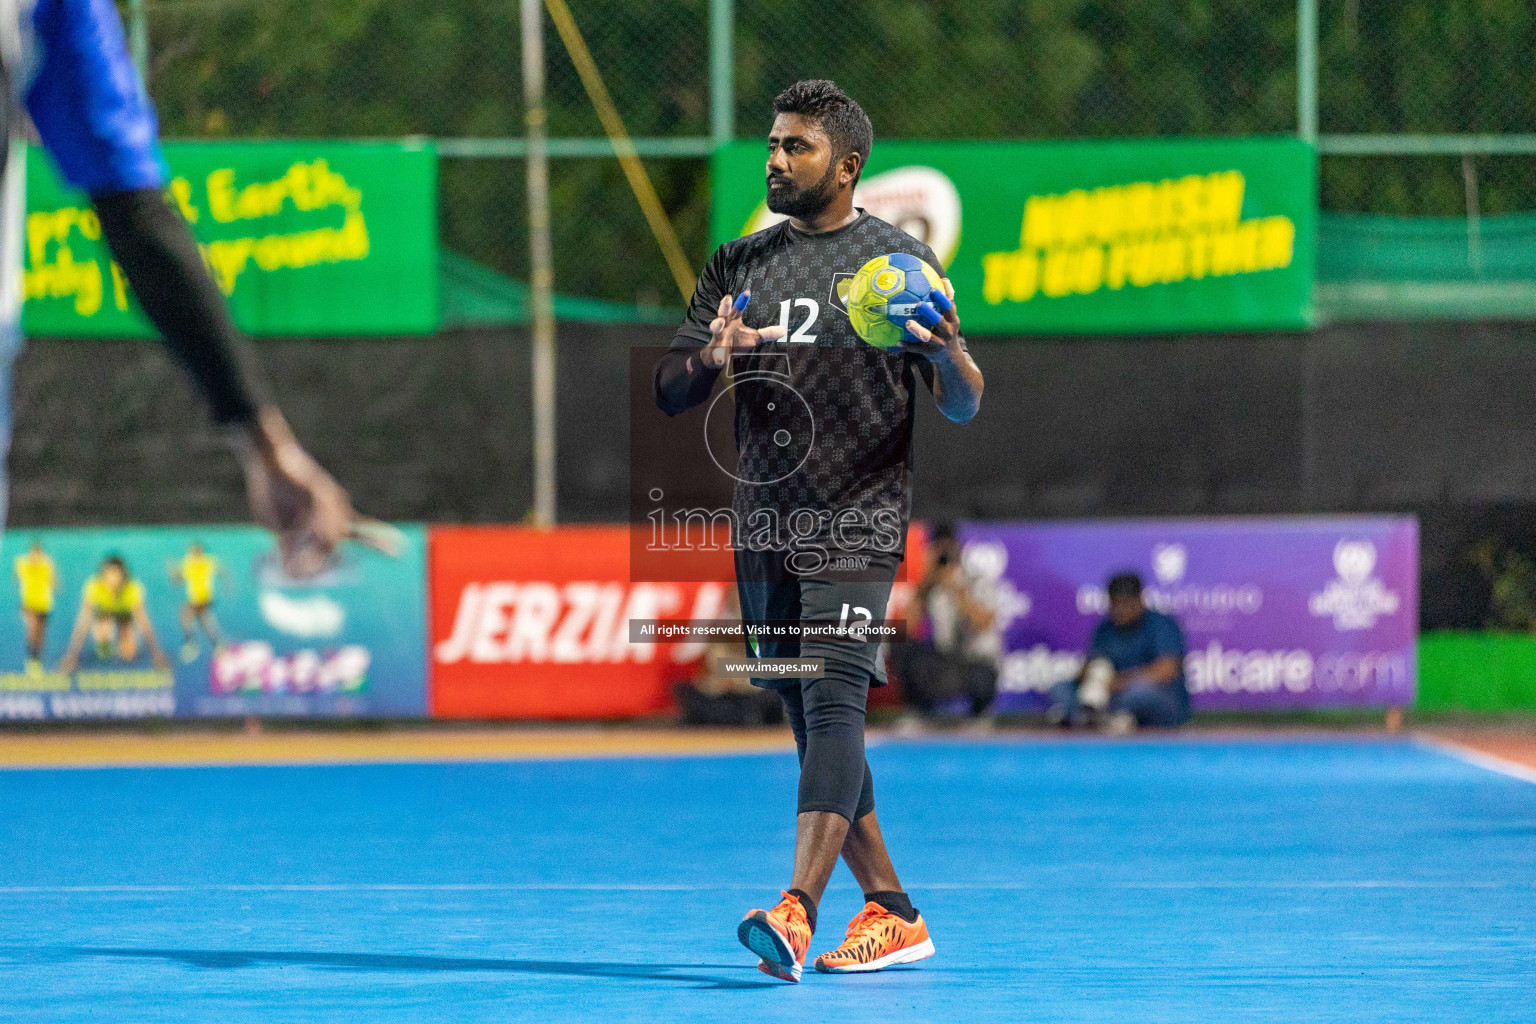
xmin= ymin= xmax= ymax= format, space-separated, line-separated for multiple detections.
xmin=656 ymin=210 xmax=946 ymax=559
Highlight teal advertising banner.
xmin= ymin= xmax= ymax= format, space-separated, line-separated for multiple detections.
xmin=23 ymin=141 xmax=439 ymax=338
xmin=0 ymin=525 xmax=427 ymax=720
xmin=711 ymin=137 xmax=1316 ymax=334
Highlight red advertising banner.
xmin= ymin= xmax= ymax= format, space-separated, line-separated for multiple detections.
xmin=428 ymin=525 xmax=925 ymax=719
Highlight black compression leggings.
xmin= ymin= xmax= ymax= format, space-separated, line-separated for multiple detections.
xmin=735 ymin=547 xmax=897 ymax=824
xmin=779 ymin=657 xmax=875 ymax=822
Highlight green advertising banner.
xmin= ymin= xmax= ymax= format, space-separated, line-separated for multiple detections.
xmin=24 ymin=140 xmax=438 ymax=337
xmin=712 ymin=137 xmax=1315 ymax=334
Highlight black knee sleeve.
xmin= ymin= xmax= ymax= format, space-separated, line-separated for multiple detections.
xmin=781 ymin=694 xmax=874 ymax=820
xmin=791 ymin=651 xmax=874 ymax=821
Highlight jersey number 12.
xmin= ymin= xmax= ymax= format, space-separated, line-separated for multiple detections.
xmin=777 ymin=298 xmax=819 ymax=343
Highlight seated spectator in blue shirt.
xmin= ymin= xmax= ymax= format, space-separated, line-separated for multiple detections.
xmin=1048 ymin=572 xmax=1191 ymax=733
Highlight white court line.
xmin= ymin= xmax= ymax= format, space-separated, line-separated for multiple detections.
xmin=923 ymin=880 xmax=1518 ymax=890
xmin=0 ymin=884 xmax=733 ymax=894
xmin=0 ymin=880 xmax=1520 ymax=895
xmin=1414 ymin=734 xmax=1536 ymax=785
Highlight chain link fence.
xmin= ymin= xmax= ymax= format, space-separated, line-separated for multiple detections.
xmin=129 ymin=0 xmax=1535 ymax=304
xmin=737 ymin=0 xmax=1296 ymax=139
xmin=138 ymin=0 xmax=710 ymax=304
xmin=1318 ymin=0 xmax=1534 ymax=136
xmin=1316 ymin=0 xmax=1536 ymax=216
xmin=143 ymin=0 xmax=525 ymax=137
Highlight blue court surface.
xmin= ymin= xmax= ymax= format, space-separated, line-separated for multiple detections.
xmin=1 ymin=736 xmax=1532 ymax=1023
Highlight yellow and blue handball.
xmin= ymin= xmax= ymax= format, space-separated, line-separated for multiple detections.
xmin=846 ymin=252 xmax=950 ymax=350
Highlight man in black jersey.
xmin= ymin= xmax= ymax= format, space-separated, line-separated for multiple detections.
xmin=653 ymin=80 xmax=983 ymax=982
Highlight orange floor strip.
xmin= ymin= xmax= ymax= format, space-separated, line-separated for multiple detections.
xmin=0 ymin=727 xmax=796 ymax=770
xmin=1421 ymin=729 xmax=1536 ymax=775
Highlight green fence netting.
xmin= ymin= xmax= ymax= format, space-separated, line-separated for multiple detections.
xmin=438 ymin=251 xmax=682 ymax=329
xmin=1317 ymin=212 xmax=1536 ymax=322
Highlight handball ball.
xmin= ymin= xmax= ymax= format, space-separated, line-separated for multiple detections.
xmin=847 ymin=252 xmax=943 ymax=350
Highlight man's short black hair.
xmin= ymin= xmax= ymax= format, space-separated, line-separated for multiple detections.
xmin=772 ymin=79 xmax=873 ymax=184
xmin=1107 ymin=573 xmax=1143 ymax=600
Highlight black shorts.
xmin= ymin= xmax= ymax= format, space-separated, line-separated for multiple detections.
xmin=733 ymin=546 xmax=900 ymax=690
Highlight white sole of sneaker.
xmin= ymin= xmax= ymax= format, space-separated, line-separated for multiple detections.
xmin=816 ymin=937 xmax=936 ymax=973
xmin=737 ymin=912 xmax=801 ymax=982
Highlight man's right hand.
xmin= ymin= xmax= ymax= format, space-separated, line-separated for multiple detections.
xmin=702 ymin=292 xmax=786 ymax=369
xmin=236 ymin=408 xmax=401 ymax=579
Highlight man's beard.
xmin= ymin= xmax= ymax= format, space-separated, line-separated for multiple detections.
xmin=765 ymin=162 xmax=840 ymax=218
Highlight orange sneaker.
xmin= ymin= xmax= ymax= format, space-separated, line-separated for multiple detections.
xmin=737 ymin=891 xmax=812 ymax=983
xmin=813 ymin=901 xmax=935 ymax=974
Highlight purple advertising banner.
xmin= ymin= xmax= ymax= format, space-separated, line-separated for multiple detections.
xmin=957 ymin=517 xmax=1418 ymax=712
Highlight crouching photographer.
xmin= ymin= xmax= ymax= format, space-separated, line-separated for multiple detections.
xmin=891 ymin=527 xmax=999 ymax=719
xmin=1048 ymin=572 xmax=1190 ymax=734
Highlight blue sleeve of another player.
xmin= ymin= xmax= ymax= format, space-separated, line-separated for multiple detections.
xmin=25 ymin=0 xmax=164 ymax=194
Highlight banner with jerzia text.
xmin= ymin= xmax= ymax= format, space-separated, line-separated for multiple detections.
xmin=0 ymin=526 xmax=427 ymax=721
xmin=954 ymin=517 xmax=1417 ymax=711
xmin=23 ymin=141 xmax=438 ymax=337
xmin=711 ymin=137 xmax=1315 ymax=334
xmin=428 ymin=525 xmax=925 ymax=718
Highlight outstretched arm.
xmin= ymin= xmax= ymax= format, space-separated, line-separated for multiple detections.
xmin=91 ymin=187 xmax=364 ymax=580
xmin=25 ymin=0 xmax=373 ymax=578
